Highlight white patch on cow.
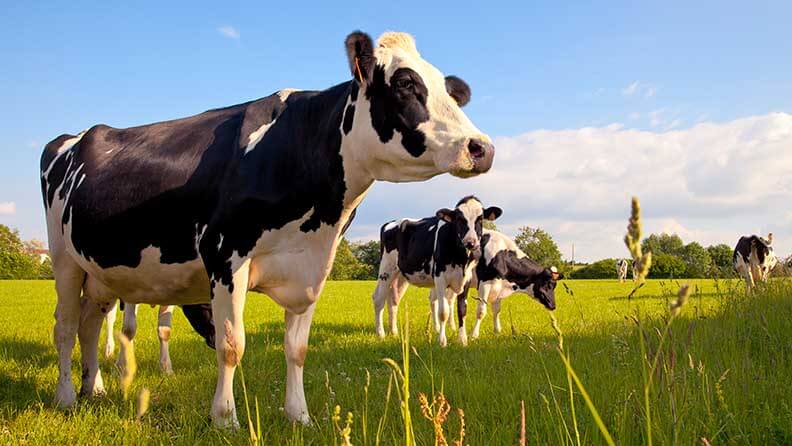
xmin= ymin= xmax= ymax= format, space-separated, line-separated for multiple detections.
xmin=456 ymin=198 xmax=484 ymax=249
xmin=57 ymin=132 xmax=86 ymax=154
xmin=76 ymin=173 xmax=86 ymax=190
xmin=277 ymin=88 xmax=299 ymax=102
xmin=217 ymin=234 xmax=224 ymax=250
xmin=244 ymin=120 xmax=277 ymax=155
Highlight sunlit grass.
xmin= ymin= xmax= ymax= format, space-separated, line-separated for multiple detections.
xmin=1 ymin=278 xmax=791 ymax=444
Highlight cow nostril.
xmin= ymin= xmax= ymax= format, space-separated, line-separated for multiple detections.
xmin=468 ymin=139 xmax=488 ymax=159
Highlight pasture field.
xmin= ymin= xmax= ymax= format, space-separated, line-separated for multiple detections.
xmin=1 ymin=278 xmax=791 ymax=445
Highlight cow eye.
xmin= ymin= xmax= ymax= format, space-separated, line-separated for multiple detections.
xmin=394 ymin=78 xmax=413 ymax=90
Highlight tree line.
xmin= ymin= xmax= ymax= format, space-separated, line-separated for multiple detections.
xmin=0 ymin=224 xmax=53 ymax=280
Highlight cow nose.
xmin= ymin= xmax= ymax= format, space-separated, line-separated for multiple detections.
xmin=465 ymin=240 xmax=478 ymax=250
xmin=468 ymin=139 xmax=494 ymax=173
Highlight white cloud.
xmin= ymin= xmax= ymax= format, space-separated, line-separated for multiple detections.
xmin=622 ymin=80 xmax=658 ymax=98
xmin=349 ymin=112 xmax=792 ymax=261
xmin=0 ymin=202 xmax=16 ymax=216
xmin=217 ymin=26 xmax=240 ymax=40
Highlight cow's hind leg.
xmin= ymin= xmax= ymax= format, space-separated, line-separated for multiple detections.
xmin=158 ymin=305 xmax=175 ymax=375
xmin=372 ymin=272 xmax=395 ymax=338
xmin=116 ymin=303 xmax=138 ymax=372
xmin=52 ymin=261 xmax=85 ymax=408
xmin=284 ymin=302 xmax=316 ymax=425
xmin=470 ymin=283 xmax=493 ymax=340
xmin=492 ymin=299 xmax=503 ymax=334
xmin=387 ymin=276 xmax=409 ymax=336
xmin=103 ymin=300 xmax=118 ymax=358
xmin=78 ymin=298 xmax=110 ymax=397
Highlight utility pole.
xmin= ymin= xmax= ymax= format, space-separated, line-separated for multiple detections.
xmin=571 ymin=242 xmax=575 ymax=266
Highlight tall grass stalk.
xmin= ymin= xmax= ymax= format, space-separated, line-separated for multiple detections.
xmin=382 ymin=302 xmax=415 ymax=445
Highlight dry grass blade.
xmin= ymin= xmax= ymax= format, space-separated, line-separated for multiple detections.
xmin=116 ymin=331 xmax=137 ymax=400
xmin=454 ymin=408 xmax=465 ymax=446
xmin=519 ymin=400 xmax=526 ymax=446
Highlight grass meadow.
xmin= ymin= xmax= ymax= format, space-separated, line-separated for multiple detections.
xmin=1 ymin=278 xmax=791 ymax=445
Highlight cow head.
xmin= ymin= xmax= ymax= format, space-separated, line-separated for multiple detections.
xmin=756 ymin=233 xmax=778 ymax=280
xmin=436 ymin=196 xmax=501 ymax=253
xmin=512 ymin=266 xmax=560 ymax=310
xmin=344 ymin=31 xmax=494 ymax=181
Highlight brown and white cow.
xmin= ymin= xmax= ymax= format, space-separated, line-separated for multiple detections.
xmin=40 ymin=31 xmax=494 ymax=428
xmin=733 ymin=233 xmax=778 ymax=293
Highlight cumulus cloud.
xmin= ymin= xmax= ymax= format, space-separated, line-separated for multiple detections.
xmin=0 ymin=202 xmax=16 ymax=216
xmin=349 ymin=113 xmax=792 ymax=261
xmin=217 ymin=26 xmax=240 ymax=40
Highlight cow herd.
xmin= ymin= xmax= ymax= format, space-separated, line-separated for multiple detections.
xmin=35 ymin=29 xmax=782 ymax=429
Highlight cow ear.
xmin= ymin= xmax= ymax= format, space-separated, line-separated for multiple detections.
xmin=445 ymin=76 xmax=471 ymax=107
xmin=436 ymin=208 xmax=455 ymax=222
xmin=484 ymin=206 xmax=502 ymax=221
xmin=345 ymin=31 xmax=375 ymax=84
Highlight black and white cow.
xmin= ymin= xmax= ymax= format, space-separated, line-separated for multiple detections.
xmin=103 ymin=302 xmax=176 ymax=374
xmin=733 ymin=233 xmax=778 ymax=293
xmin=372 ymin=196 xmax=502 ymax=346
xmin=457 ymin=229 xmax=559 ymax=343
xmin=616 ymin=259 xmax=629 ymax=283
xmin=40 ymin=31 xmax=494 ymax=428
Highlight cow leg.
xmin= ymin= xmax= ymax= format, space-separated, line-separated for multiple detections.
xmin=435 ymin=282 xmax=453 ymax=347
xmin=284 ymin=302 xmax=316 ymax=425
xmin=53 ymin=262 xmax=85 ymax=408
xmin=158 ymin=305 xmax=174 ymax=375
xmin=429 ymin=289 xmax=441 ymax=333
xmin=457 ymin=284 xmax=470 ymax=346
xmin=116 ymin=303 xmax=138 ymax=372
xmin=447 ymin=294 xmax=456 ymax=332
xmin=209 ymin=259 xmax=250 ymax=429
xmin=492 ymin=299 xmax=503 ymax=334
xmin=471 ymin=283 xmax=493 ymax=340
xmin=103 ymin=300 xmax=118 ymax=358
xmin=372 ymin=274 xmax=394 ymax=338
xmin=78 ymin=299 xmax=108 ymax=397
xmin=388 ymin=276 xmax=409 ymax=336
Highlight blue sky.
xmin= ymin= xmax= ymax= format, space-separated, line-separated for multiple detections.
xmin=2 ymin=1 xmax=791 ymax=261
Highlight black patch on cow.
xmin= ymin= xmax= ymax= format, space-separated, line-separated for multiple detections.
xmin=181 ymin=304 xmax=216 ymax=349
xmin=444 ymin=75 xmax=471 ymax=107
xmin=41 ymin=81 xmax=355 ymax=298
xmin=366 ymin=65 xmax=429 ymax=158
xmin=733 ymin=235 xmax=771 ymax=266
xmin=343 ymin=104 xmax=355 ymax=134
xmin=456 ymin=283 xmax=470 ymax=328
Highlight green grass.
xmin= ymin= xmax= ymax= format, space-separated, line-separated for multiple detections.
xmin=1 ymin=278 xmax=791 ymax=445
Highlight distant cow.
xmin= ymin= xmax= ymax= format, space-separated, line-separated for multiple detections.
xmin=458 ymin=229 xmax=559 ymax=343
xmin=616 ymin=259 xmax=629 ymax=283
xmin=373 ymin=196 xmax=502 ymax=346
xmin=41 ymin=31 xmax=494 ymax=428
xmin=733 ymin=233 xmax=778 ymax=292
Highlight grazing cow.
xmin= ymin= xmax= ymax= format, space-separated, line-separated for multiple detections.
xmin=458 ymin=229 xmax=559 ymax=344
xmin=616 ymin=259 xmax=629 ymax=283
xmin=372 ymin=196 xmax=502 ymax=346
xmin=40 ymin=31 xmax=494 ymax=428
xmin=733 ymin=233 xmax=778 ymax=292
xmin=103 ymin=302 xmax=176 ymax=374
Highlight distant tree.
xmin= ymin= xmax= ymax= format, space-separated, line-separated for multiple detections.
xmin=647 ymin=253 xmax=686 ymax=279
xmin=572 ymin=259 xmax=618 ymax=279
xmin=350 ymin=240 xmax=380 ymax=280
xmin=680 ymin=242 xmax=713 ymax=278
xmin=483 ymin=220 xmax=498 ymax=231
xmin=0 ymin=224 xmax=38 ymax=279
xmin=329 ymin=238 xmax=368 ymax=280
xmin=514 ymin=226 xmax=563 ymax=269
xmin=707 ymin=244 xmax=734 ymax=277
xmin=641 ymin=233 xmax=684 ymax=257
xmin=23 ymin=239 xmax=46 ymax=253
xmin=0 ymin=224 xmax=25 ymax=254
xmin=38 ymin=258 xmax=54 ymax=280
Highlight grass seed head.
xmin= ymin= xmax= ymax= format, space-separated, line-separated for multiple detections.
xmin=116 ymin=331 xmax=137 ymax=400
xmin=136 ymin=387 xmax=150 ymax=420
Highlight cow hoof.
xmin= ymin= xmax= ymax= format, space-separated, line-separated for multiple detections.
xmin=54 ymin=386 xmax=77 ymax=409
xmin=459 ymin=328 xmax=468 ymax=346
xmin=160 ymin=362 xmax=174 ymax=375
xmin=104 ymin=345 xmax=115 ymax=358
xmin=211 ymin=410 xmax=240 ymax=430
xmin=376 ymin=327 xmax=386 ymax=338
xmin=438 ymin=336 xmax=448 ymax=348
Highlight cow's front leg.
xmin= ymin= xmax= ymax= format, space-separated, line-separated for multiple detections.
xmin=456 ymin=285 xmax=470 ymax=346
xmin=157 ymin=305 xmax=174 ymax=375
xmin=209 ymin=258 xmax=250 ymax=429
xmin=435 ymin=285 xmax=453 ymax=347
xmin=430 ymin=289 xmax=441 ymax=333
xmin=53 ymin=263 xmax=85 ymax=408
xmin=78 ymin=299 xmax=109 ymax=397
xmin=284 ymin=302 xmax=316 ymax=425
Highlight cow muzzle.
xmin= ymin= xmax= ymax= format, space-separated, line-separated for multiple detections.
xmin=468 ymin=139 xmax=494 ymax=173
